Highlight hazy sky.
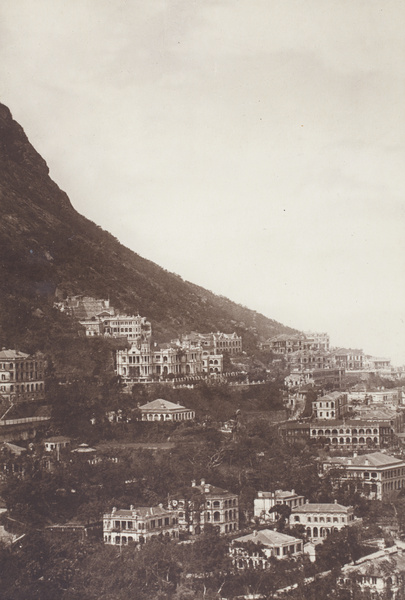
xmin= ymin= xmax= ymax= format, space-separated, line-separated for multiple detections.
xmin=1 ymin=1 xmax=405 ymax=364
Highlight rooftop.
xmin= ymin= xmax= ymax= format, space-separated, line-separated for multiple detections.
xmin=234 ymin=529 xmax=301 ymax=546
xmin=291 ymin=502 xmax=351 ymax=513
xmin=325 ymin=452 xmax=404 ymax=468
xmin=139 ymin=399 xmax=188 ymax=412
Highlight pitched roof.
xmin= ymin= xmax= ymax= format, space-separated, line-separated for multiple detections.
xmin=0 ymin=349 xmax=29 ymax=360
xmin=108 ymin=505 xmax=171 ymax=518
xmin=326 ymin=452 xmax=404 ymax=468
xmin=291 ymin=502 xmax=351 ymax=513
xmin=234 ymin=529 xmax=301 ymax=546
xmin=139 ymin=399 xmax=187 ymax=412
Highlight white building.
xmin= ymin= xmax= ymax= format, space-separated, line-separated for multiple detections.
xmin=254 ymin=490 xmax=305 ymax=523
xmin=139 ymin=399 xmax=195 ymax=422
xmin=103 ymin=504 xmax=179 ymax=546
xmin=230 ymin=529 xmax=303 ymax=569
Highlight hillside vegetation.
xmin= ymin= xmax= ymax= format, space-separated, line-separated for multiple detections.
xmin=0 ymin=102 xmax=295 ymax=363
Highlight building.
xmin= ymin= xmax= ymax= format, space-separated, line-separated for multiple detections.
xmin=279 ymin=421 xmax=310 ymax=443
xmin=116 ymin=341 xmax=204 ymax=383
xmin=338 ymin=543 xmax=405 ymax=599
xmin=103 ymin=504 xmax=179 ymax=546
xmin=44 ymin=436 xmax=71 ymax=455
xmin=139 ymin=399 xmax=195 ymax=422
xmin=289 ymin=501 xmax=356 ymax=541
xmin=348 ymin=388 xmax=403 ymax=407
xmin=102 ymin=314 xmax=151 ymax=343
xmin=0 ymin=349 xmax=45 ymax=404
xmin=312 ymin=391 xmax=348 ymax=420
xmin=333 ymin=348 xmax=365 ymax=371
xmin=202 ymin=350 xmax=223 ymax=375
xmin=230 ymin=529 xmax=303 ymax=569
xmin=321 ymin=452 xmax=405 ymax=500
xmin=254 ymin=490 xmax=305 ymax=523
xmin=174 ymin=332 xmax=242 ymax=355
xmin=169 ymin=479 xmax=239 ymax=535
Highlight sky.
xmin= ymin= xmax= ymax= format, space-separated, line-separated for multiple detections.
xmin=1 ymin=0 xmax=405 ymax=364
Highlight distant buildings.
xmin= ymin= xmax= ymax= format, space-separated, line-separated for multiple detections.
xmin=139 ymin=399 xmax=195 ymax=422
xmin=254 ymin=490 xmax=305 ymax=523
xmin=289 ymin=501 xmax=356 ymax=541
xmin=230 ymin=529 xmax=303 ymax=569
xmin=103 ymin=504 xmax=179 ymax=546
xmin=176 ymin=332 xmax=242 ymax=355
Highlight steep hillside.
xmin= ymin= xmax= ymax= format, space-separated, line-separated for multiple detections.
xmin=0 ymin=103 xmax=295 ymax=355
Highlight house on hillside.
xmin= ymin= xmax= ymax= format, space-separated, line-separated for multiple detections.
xmin=289 ymin=500 xmax=356 ymax=541
xmin=230 ymin=529 xmax=303 ymax=569
xmin=321 ymin=451 xmax=405 ymax=500
xmin=139 ymin=399 xmax=195 ymax=422
xmin=338 ymin=543 xmax=405 ymax=598
xmin=254 ymin=490 xmax=305 ymax=523
xmin=169 ymin=478 xmax=239 ymax=534
xmin=103 ymin=504 xmax=179 ymax=546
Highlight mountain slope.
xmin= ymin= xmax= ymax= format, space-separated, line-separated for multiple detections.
xmin=0 ymin=103 xmax=295 ymax=353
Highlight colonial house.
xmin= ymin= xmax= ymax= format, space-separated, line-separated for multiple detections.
xmin=254 ymin=490 xmax=305 ymax=523
xmin=289 ymin=501 xmax=356 ymax=541
xmin=169 ymin=479 xmax=239 ymax=535
xmin=333 ymin=348 xmax=365 ymax=371
xmin=321 ymin=452 xmax=405 ymax=500
xmin=309 ymin=412 xmax=400 ymax=450
xmin=312 ymin=391 xmax=348 ymax=420
xmin=230 ymin=529 xmax=303 ymax=569
xmin=0 ymin=349 xmax=45 ymax=404
xmin=338 ymin=543 xmax=405 ymax=599
xmin=103 ymin=504 xmax=179 ymax=546
xmin=139 ymin=399 xmax=195 ymax=422
xmin=116 ymin=341 xmax=204 ymax=383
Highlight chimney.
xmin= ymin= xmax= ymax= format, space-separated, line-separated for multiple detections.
xmin=201 ymin=479 xmax=205 ymax=486
xmin=334 ymin=499 xmax=337 ymax=504
xmin=253 ymin=530 xmax=258 ymax=537
xmin=191 ymin=479 xmax=196 ymax=487
xmin=291 ymin=489 xmax=295 ymax=495
xmin=130 ymin=505 xmax=134 ymax=510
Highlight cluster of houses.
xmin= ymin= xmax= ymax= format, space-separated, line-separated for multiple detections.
xmin=55 ymin=295 xmax=242 ymax=384
xmin=263 ymin=332 xmax=404 ymax=384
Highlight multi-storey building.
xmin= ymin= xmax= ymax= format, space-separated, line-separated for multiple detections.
xmin=202 ymin=350 xmax=223 ymax=375
xmin=290 ymin=501 xmax=356 ymax=541
xmin=254 ymin=490 xmax=305 ymax=523
xmin=333 ymin=348 xmax=365 ymax=370
xmin=230 ymin=530 xmax=303 ymax=569
xmin=321 ymin=452 xmax=405 ymax=500
xmin=139 ymin=399 xmax=195 ymax=422
xmin=174 ymin=332 xmax=242 ymax=355
xmin=169 ymin=479 xmax=239 ymax=535
xmin=103 ymin=504 xmax=179 ymax=546
xmin=312 ymin=391 xmax=348 ymax=420
xmin=0 ymin=349 xmax=45 ymax=403
xmin=116 ymin=342 xmax=204 ymax=383
xmin=102 ymin=315 xmax=151 ymax=343
xmin=261 ymin=332 xmax=329 ymax=355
